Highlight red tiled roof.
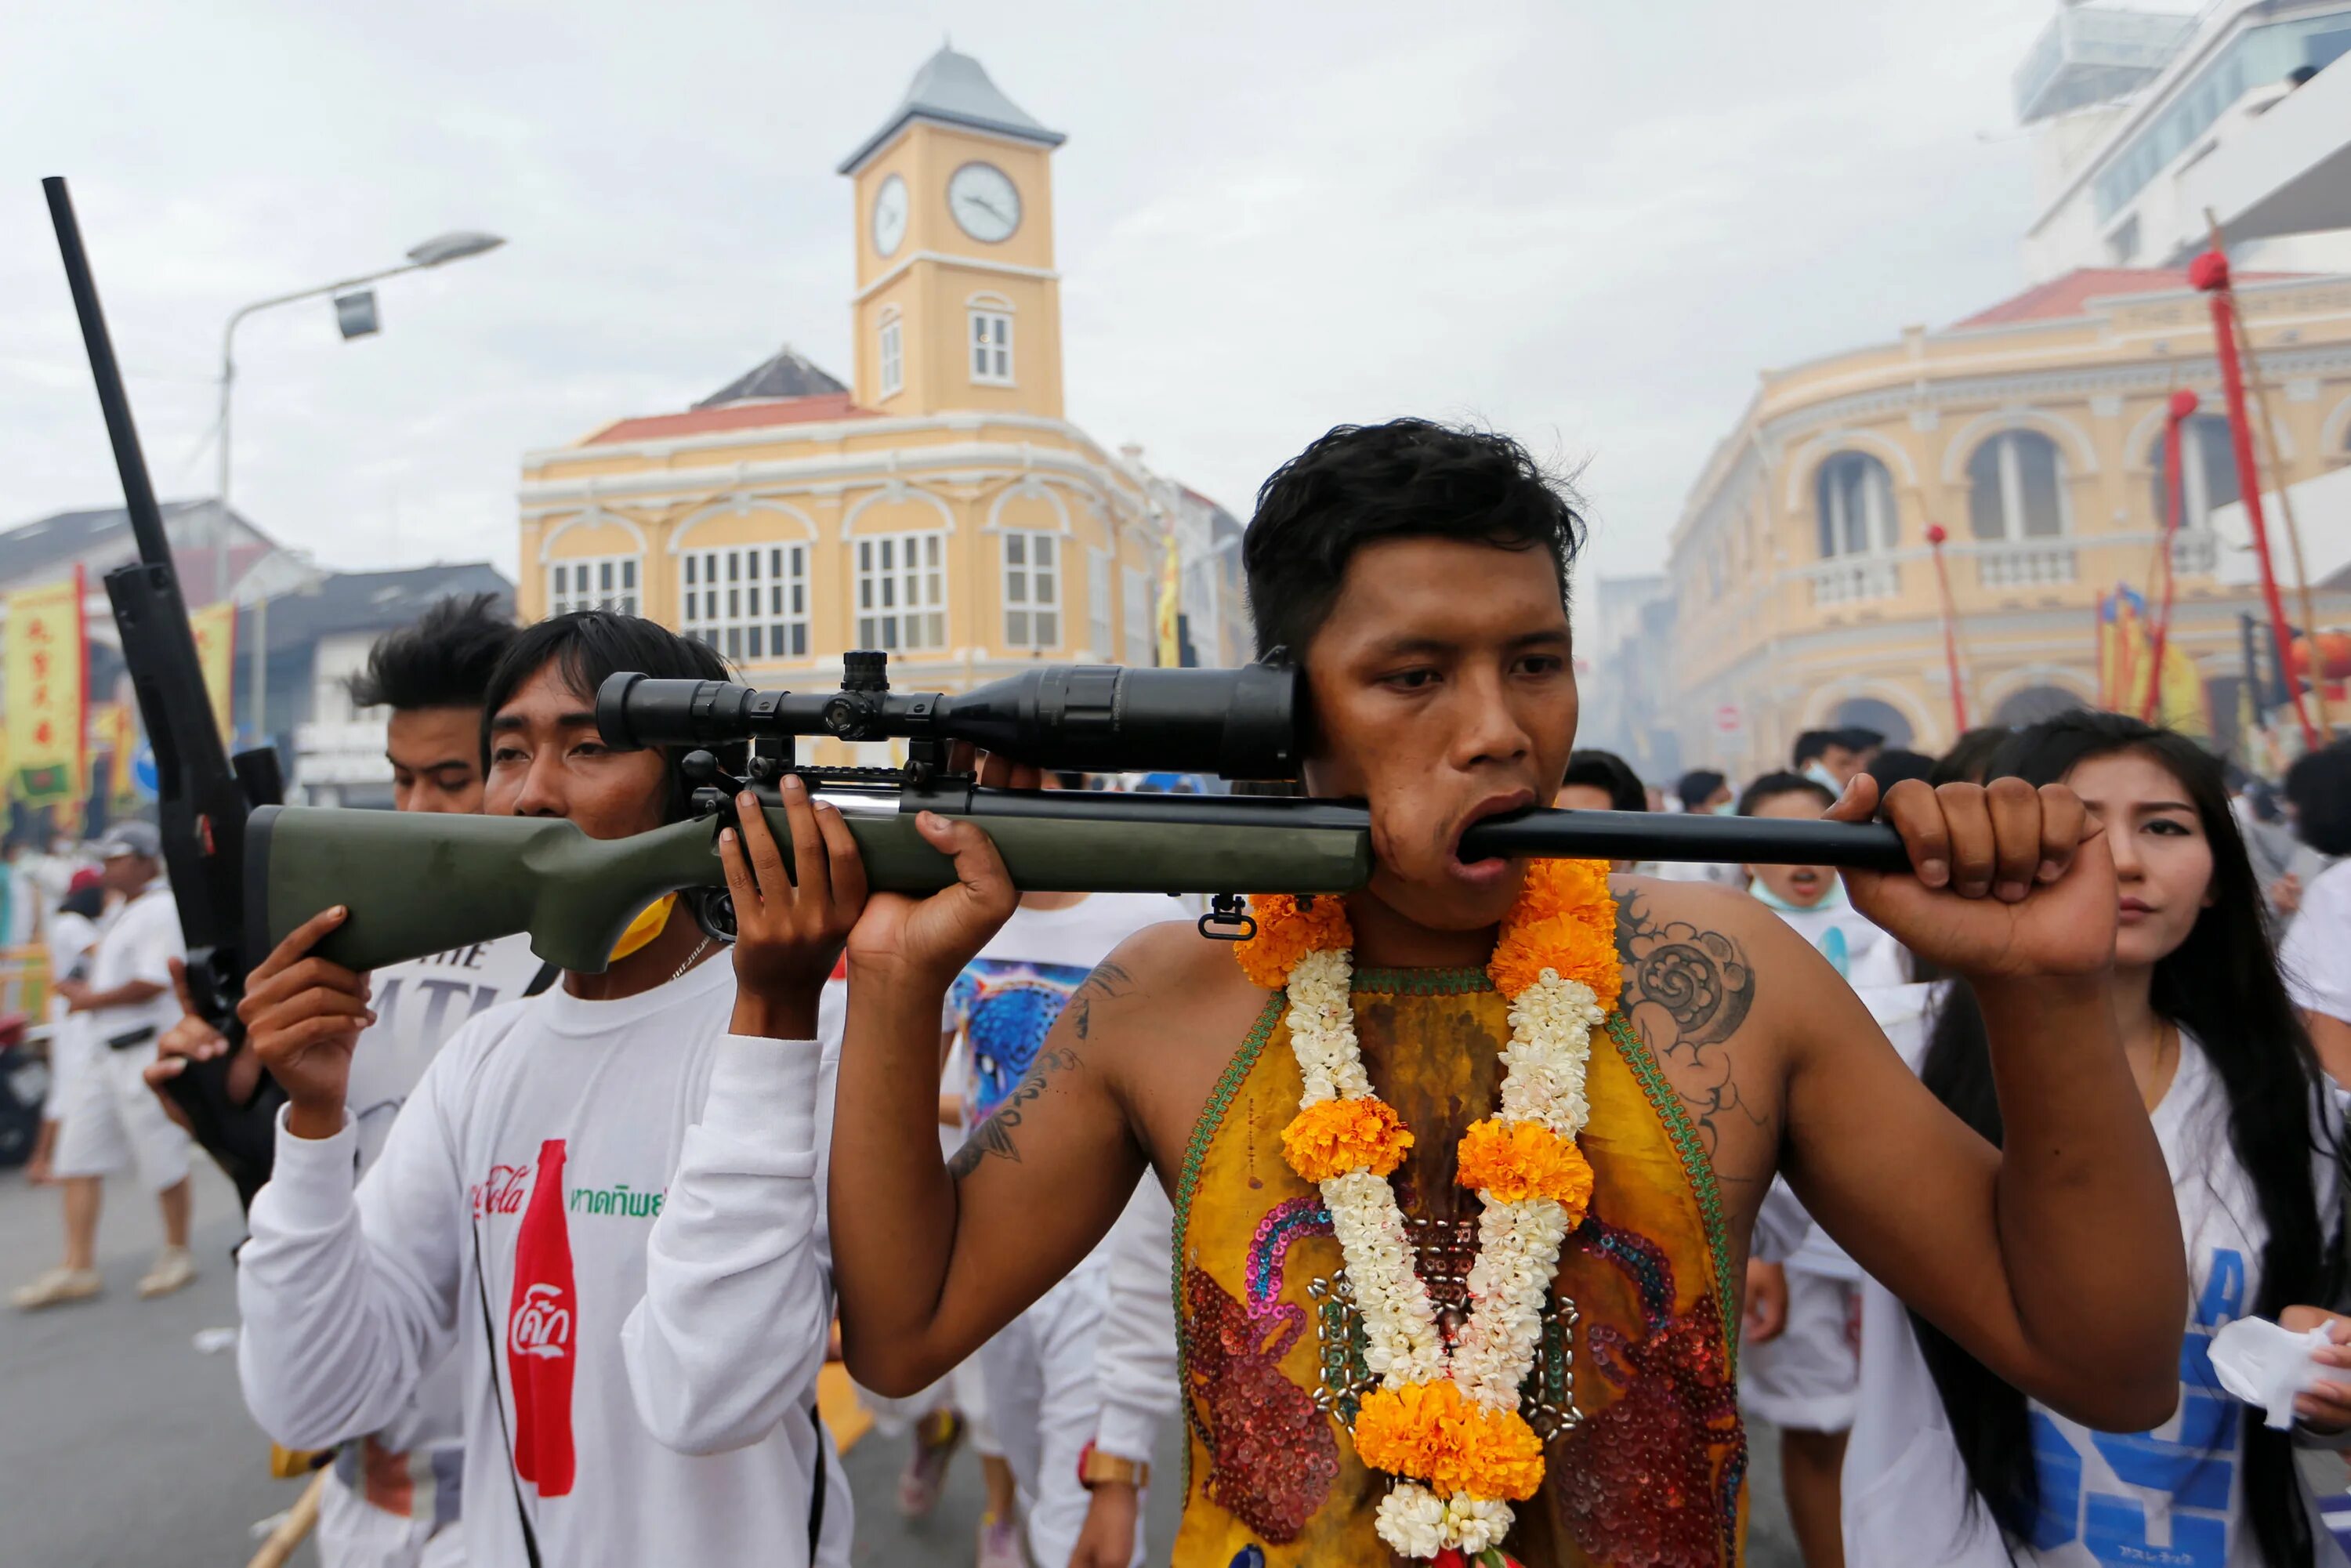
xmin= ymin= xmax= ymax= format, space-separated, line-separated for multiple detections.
xmin=585 ymin=391 xmax=874 ymax=446
xmin=1951 ymin=266 xmax=2305 ymax=329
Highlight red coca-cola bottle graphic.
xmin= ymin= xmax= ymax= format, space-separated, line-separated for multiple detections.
xmin=506 ymin=1138 xmax=577 ymax=1497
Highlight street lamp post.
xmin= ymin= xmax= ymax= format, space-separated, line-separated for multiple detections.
xmin=212 ymin=230 xmax=503 ymax=746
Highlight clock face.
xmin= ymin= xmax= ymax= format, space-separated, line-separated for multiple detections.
xmin=871 ymin=174 xmax=908 ymax=259
xmin=947 ymin=162 xmax=1021 ymax=244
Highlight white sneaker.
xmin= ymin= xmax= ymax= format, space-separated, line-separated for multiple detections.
xmin=11 ymin=1266 xmax=103 ymax=1310
xmin=138 ymin=1246 xmax=195 ymax=1299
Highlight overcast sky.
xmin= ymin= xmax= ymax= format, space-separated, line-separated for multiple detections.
xmin=1 ymin=0 xmax=2067 ymax=588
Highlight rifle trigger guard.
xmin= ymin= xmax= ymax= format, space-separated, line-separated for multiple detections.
xmin=1197 ymin=893 xmax=1256 ymax=943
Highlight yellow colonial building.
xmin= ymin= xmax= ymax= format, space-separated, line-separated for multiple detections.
xmin=518 ymin=47 xmax=1172 ymax=702
xmin=1663 ymin=267 xmax=2351 ymax=775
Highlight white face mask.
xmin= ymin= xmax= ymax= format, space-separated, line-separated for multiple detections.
xmin=1802 ymin=760 xmax=1841 ymax=793
xmin=1712 ymin=800 xmax=1737 ymax=816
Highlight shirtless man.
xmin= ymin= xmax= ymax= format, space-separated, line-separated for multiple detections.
xmin=676 ymin=420 xmax=2184 ymax=1564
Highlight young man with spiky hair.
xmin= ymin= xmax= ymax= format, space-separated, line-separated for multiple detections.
xmin=234 ymin=612 xmax=857 ymax=1568
xmin=655 ymin=419 xmax=2183 ymax=1564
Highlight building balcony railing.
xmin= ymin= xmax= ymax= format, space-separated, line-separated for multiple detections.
xmin=1975 ymin=543 xmax=2077 ymax=589
xmin=2170 ymin=529 xmax=2218 ymax=576
xmin=1802 ymin=558 xmax=1901 ymax=607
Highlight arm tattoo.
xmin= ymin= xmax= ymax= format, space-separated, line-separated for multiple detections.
xmin=1062 ymin=959 xmax=1133 ymax=1042
xmin=1614 ymin=889 xmax=1763 ymax=1160
xmin=947 ymin=1045 xmax=1085 ymax=1179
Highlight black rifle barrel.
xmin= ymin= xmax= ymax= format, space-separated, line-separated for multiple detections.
xmin=43 ymin=179 xmax=173 ymax=568
xmin=1458 ymin=806 xmax=1911 ymax=871
xmin=873 ymin=785 xmax=1912 ymax=872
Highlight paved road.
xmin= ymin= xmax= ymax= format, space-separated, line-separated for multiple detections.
xmin=0 ymin=1160 xmax=1797 ymax=1566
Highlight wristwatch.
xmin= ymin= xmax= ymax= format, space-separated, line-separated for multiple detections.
xmin=1077 ymin=1439 xmax=1150 ymax=1490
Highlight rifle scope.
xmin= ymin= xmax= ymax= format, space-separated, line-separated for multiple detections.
xmin=596 ymin=651 xmax=1302 ymax=781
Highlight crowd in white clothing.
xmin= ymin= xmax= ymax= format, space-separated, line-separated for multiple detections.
xmin=15 ymin=591 xmax=2351 ymax=1568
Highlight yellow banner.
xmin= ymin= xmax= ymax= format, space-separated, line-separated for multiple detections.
xmin=90 ymin=701 xmax=138 ymax=806
xmin=4 ymin=571 xmax=86 ymax=805
xmin=1155 ymin=531 xmax=1182 ymax=669
xmin=2096 ymin=592 xmax=2209 ymax=737
xmin=190 ymin=600 xmax=236 ymax=742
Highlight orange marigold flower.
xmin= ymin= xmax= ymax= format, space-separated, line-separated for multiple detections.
xmin=1457 ymin=1117 xmax=1596 ymax=1222
xmin=1487 ymin=911 xmax=1623 ymax=1012
xmin=1353 ymin=1382 xmax=1458 ymax=1480
xmin=1232 ymin=893 xmax=1354 ymax=989
xmin=1508 ymin=858 xmax=1610 ymax=925
xmin=1281 ymin=1095 xmax=1414 ymax=1182
xmin=1352 ymin=1381 xmax=1547 ymax=1501
xmin=1445 ymin=1406 xmax=1547 ymax=1501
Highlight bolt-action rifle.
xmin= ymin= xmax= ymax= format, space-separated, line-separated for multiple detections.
xmin=46 ymin=176 xmax=288 ymax=1205
xmin=247 ymin=650 xmax=1912 ymax=977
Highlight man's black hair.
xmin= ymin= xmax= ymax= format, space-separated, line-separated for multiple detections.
xmin=1675 ymin=769 xmax=1728 ymax=809
xmin=1563 ymin=749 xmax=1646 ymax=813
xmin=347 ymin=593 xmax=517 ymax=712
xmin=2285 ymin=740 xmax=2351 ymax=857
xmin=1738 ymin=770 xmax=1835 ymax=816
xmin=1931 ymin=726 xmax=2010 ymax=787
xmin=1866 ymin=748 xmax=1936 ymax=795
xmin=1242 ymin=419 xmax=1584 ymax=660
xmin=1838 ymin=726 xmax=1886 ymax=755
xmin=1790 ymin=730 xmax=1840 ymax=769
xmin=480 ymin=610 xmax=737 ymax=822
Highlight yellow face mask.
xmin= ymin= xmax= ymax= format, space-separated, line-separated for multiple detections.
xmin=609 ymin=894 xmax=678 ymax=962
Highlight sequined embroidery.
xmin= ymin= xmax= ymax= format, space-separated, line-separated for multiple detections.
xmin=1247 ymin=1197 xmax=1331 ymax=1313
xmin=1557 ymin=1219 xmax=1746 ymax=1567
xmin=1183 ymin=1258 xmax=1341 ymax=1542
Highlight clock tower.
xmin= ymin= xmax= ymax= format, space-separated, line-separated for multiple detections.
xmin=840 ymin=47 xmax=1067 ymax=421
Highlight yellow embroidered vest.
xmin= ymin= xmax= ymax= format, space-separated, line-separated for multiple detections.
xmin=1170 ymin=969 xmax=1746 ymax=1568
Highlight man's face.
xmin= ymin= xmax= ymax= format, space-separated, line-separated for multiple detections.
xmin=387 ymin=706 xmax=486 ymax=814
xmin=1820 ymin=744 xmax=1861 ymax=787
xmin=1299 ymin=535 xmax=1576 ymax=931
xmin=484 ymin=664 xmax=670 ymax=840
xmin=100 ymin=852 xmax=153 ymax=896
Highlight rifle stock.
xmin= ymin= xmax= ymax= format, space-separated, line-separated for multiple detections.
xmin=252 ymin=786 xmax=1916 ymax=976
xmin=249 ymin=795 xmax=1376 ymax=974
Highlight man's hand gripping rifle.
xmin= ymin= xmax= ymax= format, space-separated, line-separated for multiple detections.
xmin=250 ymin=649 xmax=1912 ymax=979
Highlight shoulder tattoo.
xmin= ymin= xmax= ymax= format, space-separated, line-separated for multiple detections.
xmin=1062 ymin=959 xmax=1134 ymax=1042
xmin=947 ymin=1044 xmax=1085 ymax=1179
xmin=1614 ymin=889 xmax=1764 ymax=1161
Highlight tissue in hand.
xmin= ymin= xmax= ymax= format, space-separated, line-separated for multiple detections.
xmin=2208 ymin=1316 xmax=2335 ymax=1429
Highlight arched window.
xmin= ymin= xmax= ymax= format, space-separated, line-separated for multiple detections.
xmin=1966 ymin=430 xmax=2069 ymax=541
xmin=1813 ymin=452 xmax=1896 ymax=559
xmin=1831 ymin=697 xmax=1913 ymax=750
xmin=1991 ymin=683 xmax=2085 ymax=726
xmin=2149 ymin=413 xmax=2240 ymax=530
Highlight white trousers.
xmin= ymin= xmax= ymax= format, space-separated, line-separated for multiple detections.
xmin=977 ymin=1250 xmax=1143 ymax=1568
xmin=49 ymin=1030 xmax=190 ymax=1192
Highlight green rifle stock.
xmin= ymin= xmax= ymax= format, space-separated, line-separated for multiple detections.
xmin=247 ymin=788 xmax=1913 ymax=978
xmin=245 ymin=791 xmax=1376 ymax=975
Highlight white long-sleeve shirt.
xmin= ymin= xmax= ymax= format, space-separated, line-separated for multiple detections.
xmin=1092 ymin=1180 xmax=1179 ymax=1465
xmin=237 ymin=957 xmax=848 ymax=1568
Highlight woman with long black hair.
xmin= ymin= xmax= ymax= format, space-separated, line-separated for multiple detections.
xmin=1845 ymin=711 xmax=2351 ymax=1566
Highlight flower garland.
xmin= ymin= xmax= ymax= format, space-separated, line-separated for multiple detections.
xmin=1233 ymin=861 xmax=1621 ymax=1563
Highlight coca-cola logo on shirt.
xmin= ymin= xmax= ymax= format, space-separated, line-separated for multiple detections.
xmin=471 ymin=1163 xmax=531 ymax=1217
xmin=509 ymin=1281 xmax=573 ymax=1361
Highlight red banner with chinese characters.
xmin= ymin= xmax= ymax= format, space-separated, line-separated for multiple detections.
xmin=5 ymin=569 xmax=88 ymax=806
